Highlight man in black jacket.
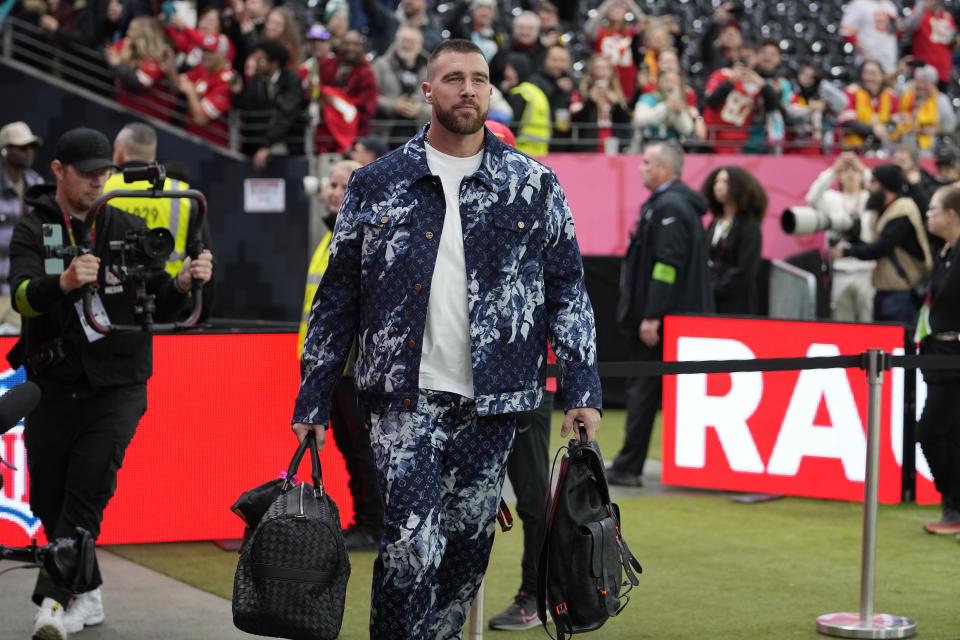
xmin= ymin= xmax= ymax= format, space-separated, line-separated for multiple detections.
xmin=609 ymin=141 xmax=714 ymax=486
xmin=232 ymin=38 xmax=307 ymax=168
xmin=8 ymin=128 xmax=213 ymax=639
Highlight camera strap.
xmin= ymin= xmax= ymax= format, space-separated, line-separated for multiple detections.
xmin=61 ymin=207 xmax=96 ymax=249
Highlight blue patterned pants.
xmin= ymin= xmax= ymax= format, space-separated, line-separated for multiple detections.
xmin=368 ymin=389 xmax=516 ymax=639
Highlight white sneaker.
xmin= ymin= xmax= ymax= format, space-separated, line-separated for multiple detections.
xmin=32 ymin=597 xmax=67 ymax=640
xmin=63 ymin=588 xmax=104 ymax=633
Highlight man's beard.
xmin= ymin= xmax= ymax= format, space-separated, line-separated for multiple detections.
xmin=866 ymin=189 xmax=888 ymax=212
xmin=434 ymin=100 xmax=488 ymax=136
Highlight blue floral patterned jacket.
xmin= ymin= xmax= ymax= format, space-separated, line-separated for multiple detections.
xmin=292 ymin=127 xmax=602 ymax=424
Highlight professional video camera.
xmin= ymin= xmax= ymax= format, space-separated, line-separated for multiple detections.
xmin=42 ymin=162 xmax=207 ymax=333
xmin=0 ymin=381 xmax=99 ymax=593
xmin=780 ymin=206 xmax=862 ymax=244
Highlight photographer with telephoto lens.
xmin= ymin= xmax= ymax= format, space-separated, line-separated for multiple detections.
xmin=6 ymin=128 xmax=213 ymax=639
xmin=805 ymin=152 xmax=876 ymax=321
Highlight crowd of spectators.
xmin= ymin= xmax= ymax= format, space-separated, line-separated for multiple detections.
xmin=6 ymin=0 xmax=960 ymax=160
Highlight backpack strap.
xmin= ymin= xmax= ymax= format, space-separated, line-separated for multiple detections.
xmin=537 ymin=446 xmax=570 ymax=634
xmin=608 ymin=503 xmax=643 ymax=587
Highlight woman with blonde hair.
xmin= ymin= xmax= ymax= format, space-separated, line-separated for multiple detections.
xmin=264 ymin=6 xmax=302 ymax=68
xmin=104 ymin=16 xmax=178 ymax=121
xmin=570 ymin=54 xmax=631 ymax=152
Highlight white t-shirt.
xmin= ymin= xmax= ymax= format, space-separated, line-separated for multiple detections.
xmin=418 ymin=143 xmax=483 ymax=398
xmin=840 ymin=0 xmax=899 ymax=73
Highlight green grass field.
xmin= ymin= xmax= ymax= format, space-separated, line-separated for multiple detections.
xmin=106 ymin=411 xmax=960 ymax=639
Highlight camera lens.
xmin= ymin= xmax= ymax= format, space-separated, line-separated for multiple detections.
xmin=141 ymin=228 xmax=175 ymax=260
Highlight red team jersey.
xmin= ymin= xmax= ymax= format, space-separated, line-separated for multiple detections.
xmin=594 ymin=26 xmax=637 ymax=101
xmin=110 ymin=41 xmax=177 ymax=122
xmin=701 ymin=68 xmax=761 ymax=151
xmin=913 ymin=8 xmax=956 ymax=83
xmin=184 ymin=66 xmax=233 ymax=146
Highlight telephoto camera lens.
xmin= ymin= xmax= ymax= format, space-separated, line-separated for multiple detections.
xmin=780 ymin=206 xmax=858 ymax=235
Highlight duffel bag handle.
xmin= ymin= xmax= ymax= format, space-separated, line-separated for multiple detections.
xmin=577 ymin=421 xmax=588 ymax=443
xmin=281 ymin=432 xmax=324 ymax=493
xmin=308 ymin=431 xmax=325 ymax=496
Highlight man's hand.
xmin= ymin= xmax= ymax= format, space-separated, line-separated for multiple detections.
xmin=826 ymin=245 xmax=845 ymax=262
xmin=253 ymin=147 xmax=270 ymax=170
xmin=292 ymin=422 xmax=327 ymax=449
xmin=176 ymin=249 xmax=213 ymax=291
xmin=560 ymin=407 xmax=601 ymax=441
xmin=59 ymin=254 xmax=100 ymax=292
xmin=177 ymin=74 xmax=195 ymax=95
xmin=39 ymin=14 xmax=59 ymax=31
xmin=104 ymin=46 xmax=121 ymax=67
xmin=639 ymin=317 xmax=660 ymax=347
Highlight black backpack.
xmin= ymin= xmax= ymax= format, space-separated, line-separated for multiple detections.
xmin=537 ymin=427 xmax=642 ymax=638
xmin=233 ymin=433 xmax=350 ymax=640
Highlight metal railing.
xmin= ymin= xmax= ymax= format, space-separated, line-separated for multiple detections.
xmin=4 ymin=16 xmax=956 ymax=160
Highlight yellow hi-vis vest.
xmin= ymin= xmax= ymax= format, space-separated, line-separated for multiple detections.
xmin=103 ymin=173 xmax=192 ymax=278
xmin=298 ymin=231 xmax=333 ymax=357
xmin=510 ymin=82 xmax=551 ymax=156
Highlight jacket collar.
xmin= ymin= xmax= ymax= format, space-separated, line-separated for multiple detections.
xmin=396 ymin=125 xmax=508 ymax=192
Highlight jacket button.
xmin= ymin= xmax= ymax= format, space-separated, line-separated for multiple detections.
xmin=380 ymin=216 xmax=389 ymax=224
xmin=402 ymin=398 xmax=412 ymax=407
xmin=425 ymin=231 xmax=434 ymax=239
xmin=413 ymin=283 xmax=422 ymax=291
xmin=517 ymin=221 xmax=525 ymax=229
xmin=408 ymin=340 xmax=416 ymax=348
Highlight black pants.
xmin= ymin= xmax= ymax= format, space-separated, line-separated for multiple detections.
xmin=330 ymin=377 xmax=382 ymax=535
xmin=873 ymin=290 xmax=917 ymax=324
xmin=24 ymin=381 xmax=147 ymax=606
xmin=611 ymin=338 xmax=662 ymax=477
xmin=505 ymin=392 xmax=553 ymax=596
xmin=916 ymin=380 xmax=960 ymax=510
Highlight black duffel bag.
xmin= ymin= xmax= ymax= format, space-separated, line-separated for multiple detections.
xmin=537 ymin=426 xmax=642 ymax=639
xmin=233 ymin=432 xmax=350 ymax=640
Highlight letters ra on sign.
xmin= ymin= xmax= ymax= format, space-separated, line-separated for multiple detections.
xmin=660 ymin=317 xmax=908 ymax=504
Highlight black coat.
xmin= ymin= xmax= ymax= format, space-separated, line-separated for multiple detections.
xmin=921 ymin=242 xmax=960 ymax=383
xmin=616 ymin=180 xmax=715 ymax=335
xmin=706 ymin=214 xmax=763 ymax=315
xmin=7 ymin=185 xmax=188 ymax=386
xmin=235 ymin=68 xmax=307 ymax=149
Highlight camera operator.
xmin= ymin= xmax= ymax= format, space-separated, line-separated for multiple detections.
xmin=805 ymin=152 xmax=875 ymax=321
xmin=826 ymin=164 xmax=932 ymax=324
xmin=5 ymin=128 xmax=213 ymax=639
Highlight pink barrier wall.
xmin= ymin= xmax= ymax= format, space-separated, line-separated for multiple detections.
xmin=543 ymin=153 xmax=935 ymax=260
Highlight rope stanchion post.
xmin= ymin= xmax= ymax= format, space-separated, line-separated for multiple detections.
xmin=816 ymin=349 xmax=917 ymax=639
xmin=466 ymin=577 xmax=484 ymax=639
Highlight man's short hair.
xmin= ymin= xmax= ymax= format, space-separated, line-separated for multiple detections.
xmin=937 ymin=185 xmax=960 ymax=216
xmin=427 ymin=39 xmax=486 ymax=77
xmin=256 ymin=39 xmax=290 ymax=68
xmin=116 ymin=122 xmax=157 ymax=162
xmin=649 ymin=141 xmax=684 ymax=177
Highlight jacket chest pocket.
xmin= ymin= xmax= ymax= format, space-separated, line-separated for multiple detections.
xmin=492 ymin=207 xmax=545 ymax=279
xmin=357 ymin=206 xmax=413 ymax=271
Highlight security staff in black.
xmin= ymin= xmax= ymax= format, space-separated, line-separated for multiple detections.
xmin=6 ymin=128 xmax=213 ymax=638
xmin=610 ymin=141 xmax=714 ymax=487
xmin=916 ymin=185 xmax=960 ymax=536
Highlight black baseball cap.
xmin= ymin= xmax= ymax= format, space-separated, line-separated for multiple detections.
xmin=54 ymin=128 xmax=117 ymax=173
